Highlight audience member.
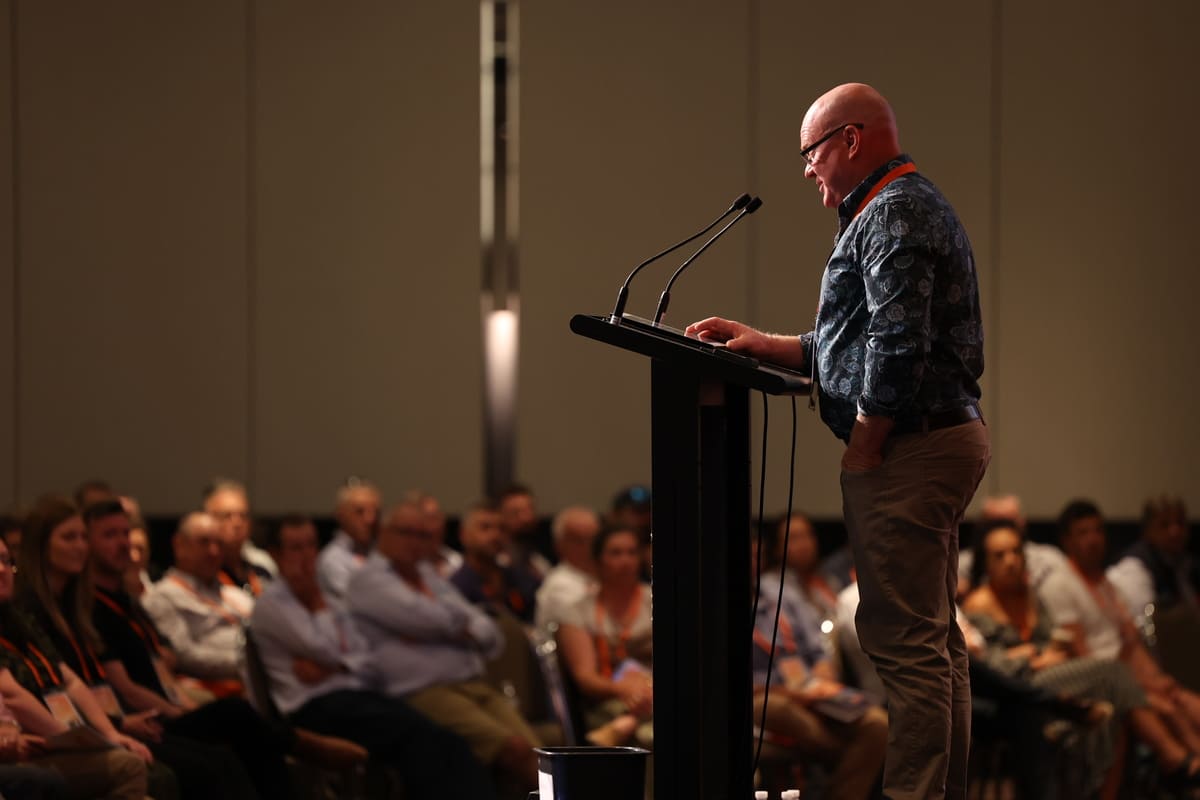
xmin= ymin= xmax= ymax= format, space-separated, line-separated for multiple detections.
xmin=956 ymin=494 xmax=1067 ymax=598
xmin=0 ymin=510 xmax=151 ymax=800
xmin=1108 ymin=495 xmax=1196 ymax=619
xmin=495 ymin=484 xmax=552 ymax=580
xmin=316 ymin=478 xmax=381 ymax=606
xmin=608 ymin=485 xmax=652 ymax=580
xmin=963 ymin=518 xmax=1146 ymax=796
xmin=347 ymin=501 xmax=541 ymax=788
xmin=751 ymin=539 xmax=887 ymax=800
xmin=124 ymin=521 xmax=157 ymax=598
xmin=402 ymin=489 xmax=462 ymax=578
xmin=251 ymin=514 xmax=495 ymax=799
xmin=141 ymin=512 xmax=254 ymax=696
xmin=775 ymin=512 xmax=841 ymax=623
xmin=1041 ymin=500 xmax=1200 ymax=785
xmin=87 ymin=499 xmax=365 ymax=798
xmin=0 ymin=513 xmax=21 ymax=557
xmin=72 ymin=480 xmax=115 ymax=511
xmin=0 ymin=693 xmax=70 ymax=800
xmin=534 ymin=507 xmax=599 ymax=631
xmin=20 ymin=497 xmax=256 ymax=800
xmin=202 ymin=478 xmax=276 ymax=595
xmin=451 ymin=503 xmax=539 ymax=623
xmin=557 ymin=526 xmax=652 ymax=749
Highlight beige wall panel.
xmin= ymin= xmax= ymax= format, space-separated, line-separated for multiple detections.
xmin=17 ymin=2 xmax=248 ymax=513
xmin=521 ymin=1 xmax=752 ymax=512
xmin=995 ymin=2 xmax=1199 ymax=517
xmin=0 ymin=1 xmax=12 ymax=509
xmin=754 ymin=0 xmax=995 ymax=517
xmin=253 ymin=1 xmax=481 ymax=514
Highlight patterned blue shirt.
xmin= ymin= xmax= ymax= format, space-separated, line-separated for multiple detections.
xmin=799 ymin=155 xmax=984 ymax=442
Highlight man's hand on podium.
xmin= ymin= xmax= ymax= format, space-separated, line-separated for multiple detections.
xmin=685 ymin=317 xmax=806 ymax=370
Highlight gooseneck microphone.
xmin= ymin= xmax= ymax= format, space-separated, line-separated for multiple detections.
xmin=652 ymin=196 xmax=762 ymax=325
xmin=610 ymin=193 xmax=752 ymax=323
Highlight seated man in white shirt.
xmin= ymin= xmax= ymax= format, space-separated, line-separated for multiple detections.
xmin=1040 ymin=500 xmax=1200 ymax=746
xmin=347 ymin=501 xmax=541 ymax=790
xmin=534 ymin=507 xmax=599 ymax=631
xmin=142 ymin=511 xmax=255 ymax=697
xmin=251 ymin=514 xmax=495 ymax=799
xmin=316 ymin=478 xmax=381 ymax=606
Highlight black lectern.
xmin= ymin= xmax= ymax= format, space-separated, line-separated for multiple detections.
xmin=570 ymin=313 xmax=811 ymax=800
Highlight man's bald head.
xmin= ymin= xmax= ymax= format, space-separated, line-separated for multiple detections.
xmin=801 ymin=83 xmax=903 ymax=208
xmin=173 ymin=511 xmax=224 ymax=582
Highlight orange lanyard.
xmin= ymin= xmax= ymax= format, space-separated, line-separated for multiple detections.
xmin=0 ymin=637 xmax=60 ymax=690
xmin=753 ymin=610 xmax=799 ymax=656
xmin=170 ymin=576 xmax=245 ymax=626
xmin=95 ymin=591 xmax=165 ymax=652
xmin=853 ymin=162 xmax=918 ymax=219
xmin=594 ymin=587 xmax=642 ymax=679
xmin=61 ymin=628 xmax=105 ymax=684
xmin=220 ymin=569 xmax=263 ymax=598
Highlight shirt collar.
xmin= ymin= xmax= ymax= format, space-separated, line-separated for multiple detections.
xmin=836 ymin=153 xmax=914 ymax=232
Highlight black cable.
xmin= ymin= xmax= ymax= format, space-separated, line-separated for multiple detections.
xmin=752 ymin=395 xmax=798 ymax=779
xmin=750 ymin=391 xmax=769 ymax=628
xmin=748 ymin=392 xmax=769 ymax=769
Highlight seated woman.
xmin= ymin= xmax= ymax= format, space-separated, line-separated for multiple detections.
xmin=17 ymin=494 xmax=267 ymax=800
xmin=0 ymin=526 xmax=149 ymax=800
xmin=964 ymin=518 xmax=1200 ymax=793
xmin=752 ymin=538 xmax=887 ymax=800
xmin=556 ymin=526 xmax=652 ymax=748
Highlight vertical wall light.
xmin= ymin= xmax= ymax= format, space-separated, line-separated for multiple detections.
xmin=481 ymin=0 xmax=519 ymax=498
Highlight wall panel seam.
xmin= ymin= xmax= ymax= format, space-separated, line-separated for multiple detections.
xmin=9 ymin=0 xmax=19 ymax=504
xmin=745 ymin=0 xmax=758 ymax=324
xmin=245 ymin=0 xmax=257 ymax=495
xmin=987 ymin=0 xmax=1002 ymax=494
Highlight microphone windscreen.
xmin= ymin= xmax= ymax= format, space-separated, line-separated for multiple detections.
xmin=731 ymin=193 xmax=752 ymax=211
xmin=745 ymin=196 xmax=763 ymax=213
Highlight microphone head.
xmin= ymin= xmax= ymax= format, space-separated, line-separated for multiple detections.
xmin=730 ymin=193 xmax=752 ymax=211
xmin=745 ymin=196 xmax=763 ymax=213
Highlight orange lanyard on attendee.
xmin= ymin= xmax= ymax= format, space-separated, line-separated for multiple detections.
xmin=220 ymin=569 xmax=263 ymax=598
xmin=853 ymin=162 xmax=918 ymax=220
xmin=0 ymin=637 xmax=60 ymax=690
xmin=594 ymin=587 xmax=642 ymax=679
xmin=60 ymin=628 xmax=106 ymax=684
xmin=169 ymin=576 xmax=245 ymax=626
xmin=95 ymin=591 xmax=166 ymax=652
xmin=753 ymin=612 xmax=799 ymax=656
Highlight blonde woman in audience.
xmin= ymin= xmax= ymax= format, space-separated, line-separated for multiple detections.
xmin=966 ymin=517 xmax=1200 ymax=793
xmin=556 ymin=526 xmax=651 ymax=748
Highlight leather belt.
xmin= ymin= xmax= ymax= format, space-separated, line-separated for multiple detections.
xmin=891 ymin=403 xmax=981 ymax=437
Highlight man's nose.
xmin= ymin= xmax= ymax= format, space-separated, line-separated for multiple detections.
xmin=803 ymin=162 xmax=816 ymax=179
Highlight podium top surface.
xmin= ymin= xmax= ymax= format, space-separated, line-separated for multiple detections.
xmin=570 ymin=313 xmax=812 ymax=396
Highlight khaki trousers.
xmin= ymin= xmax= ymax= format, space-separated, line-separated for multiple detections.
xmin=841 ymin=418 xmax=990 ymax=800
xmin=406 ymin=679 xmax=541 ymax=765
xmin=33 ymin=748 xmax=148 ymax=800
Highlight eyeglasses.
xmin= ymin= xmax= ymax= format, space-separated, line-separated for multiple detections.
xmin=799 ymin=122 xmax=864 ymax=165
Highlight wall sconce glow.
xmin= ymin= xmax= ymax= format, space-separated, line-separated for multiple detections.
xmin=484 ymin=308 xmax=519 ymax=420
xmin=483 ymin=307 xmax=519 ymax=493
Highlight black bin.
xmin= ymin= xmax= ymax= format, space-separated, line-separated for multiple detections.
xmin=533 ymin=746 xmax=650 ymax=800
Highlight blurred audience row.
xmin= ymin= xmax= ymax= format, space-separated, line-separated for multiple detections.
xmin=0 ymin=480 xmax=1193 ymax=800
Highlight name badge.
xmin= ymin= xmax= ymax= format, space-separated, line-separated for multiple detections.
xmin=42 ymin=690 xmax=84 ymax=728
xmin=90 ymin=683 xmax=123 ymax=719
